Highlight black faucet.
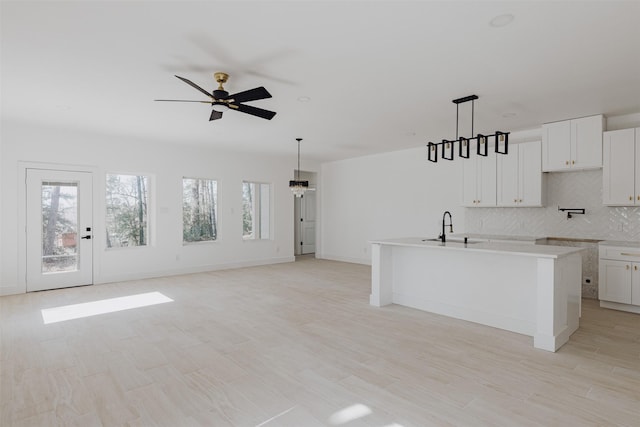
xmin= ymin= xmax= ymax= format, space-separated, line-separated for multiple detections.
xmin=440 ymin=211 xmax=453 ymax=243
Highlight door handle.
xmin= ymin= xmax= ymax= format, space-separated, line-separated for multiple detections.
xmin=81 ymin=235 xmax=92 ymax=240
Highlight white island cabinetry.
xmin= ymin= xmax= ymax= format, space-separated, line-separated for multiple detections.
xmin=370 ymin=238 xmax=583 ymax=352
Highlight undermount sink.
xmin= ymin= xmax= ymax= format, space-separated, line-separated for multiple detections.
xmin=421 ymin=237 xmax=481 ymax=244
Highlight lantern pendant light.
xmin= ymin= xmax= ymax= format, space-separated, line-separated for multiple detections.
xmin=289 ymin=138 xmax=309 ymax=197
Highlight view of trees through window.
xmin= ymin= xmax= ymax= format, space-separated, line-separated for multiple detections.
xmin=183 ymin=178 xmax=217 ymax=242
xmin=106 ymin=174 xmax=148 ymax=248
xmin=242 ymin=181 xmax=270 ymax=240
xmin=41 ymin=182 xmax=79 ymax=272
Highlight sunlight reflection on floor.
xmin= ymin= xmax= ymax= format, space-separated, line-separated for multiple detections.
xmin=41 ymin=291 xmax=173 ymax=324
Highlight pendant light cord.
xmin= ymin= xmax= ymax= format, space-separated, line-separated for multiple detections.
xmin=296 ymin=138 xmax=302 ymax=181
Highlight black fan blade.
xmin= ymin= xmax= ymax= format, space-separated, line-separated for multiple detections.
xmin=210 ymin=110 xmax=223 ymax=121
xmin=174 ymin=75 xmax=212 ymax=98
xmin=228 ymin=86 xmax=272 ymax=103
xmin=231 ymin=103 xmax=276 ymax=120
xmin=155 ymin=99 xmax=211 ymax=103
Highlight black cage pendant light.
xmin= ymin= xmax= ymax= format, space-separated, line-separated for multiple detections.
xmin=289 ymin=138 xmax=309 ymax=198
xmin=427 ymin=95 xmax=509 ymax=163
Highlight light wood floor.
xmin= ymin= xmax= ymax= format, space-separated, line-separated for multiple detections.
xmin=1 ymin=258 xmax=639 ymax=426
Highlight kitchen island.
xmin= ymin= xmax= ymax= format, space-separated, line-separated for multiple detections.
xmin=370 ymin=237 xmax=584 ymax=352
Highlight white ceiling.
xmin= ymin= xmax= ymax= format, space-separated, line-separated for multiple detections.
xmin=2 ymin=1 xmax=640 ymax=163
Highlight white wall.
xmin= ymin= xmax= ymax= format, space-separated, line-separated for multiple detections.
xmin=319 ymin=146 xmax=464 ymax=264
xmin=1 ymin=120 xmax=299 ymax=295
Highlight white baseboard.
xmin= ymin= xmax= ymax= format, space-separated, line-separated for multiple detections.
xmin=316 ymin=253 xmax=371 ymax=266
xmin=0 ymin=257 xmax=296 ymax=296
xmin=97 ymin=256 xmax=295 ymax=285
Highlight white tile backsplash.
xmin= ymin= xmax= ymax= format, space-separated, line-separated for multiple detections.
xmin=465 ymin=169 xmax=640 ymax=298
xmin=465 ymin=169 xmax=640 ymax=240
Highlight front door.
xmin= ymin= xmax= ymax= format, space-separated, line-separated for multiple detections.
xmin=26 ymin=169 xmax=93 ymax=292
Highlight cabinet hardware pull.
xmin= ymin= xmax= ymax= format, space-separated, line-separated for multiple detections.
xmin=626 ymin=265 xmax=630 ymax=270
xmin=565 ymin=160 xmax=569 ymax=165
xmin=572 ymin=160 xmax=575 ymax=165
xmin=514 ymin=199 xmax=517 ymax=202
xmin=637 ymin=195 xmax=639 ymax=201
xmin=620 ymin=253 xmax=640 ymax=257
xmin=635 ymin=266 xmax=638 ymax=271
xmin=630 ymin=196 xmax=633 ymax=201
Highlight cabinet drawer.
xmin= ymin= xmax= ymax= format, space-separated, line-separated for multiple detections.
xmin=600 ymin=246 xmax=640 ymax=261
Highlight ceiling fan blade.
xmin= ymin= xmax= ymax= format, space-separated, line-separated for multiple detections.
xmin=228 ymin=86 xmax=272 ymax=103
xmin=209 ymin=110 xmax=223 ymax=121
xmin=174 ymin=75 xmax=212 ymax=98
xmin=230 ymin=103 xmax=276 ymax=120
xmin=155 ymin=99 xmax=211 ymax=103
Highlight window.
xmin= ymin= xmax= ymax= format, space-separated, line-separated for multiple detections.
xmin=106 ymin=174 xmax=149 ymax=248
xmin=182 ymin=178 xmax=218 ymax=243
xmin=242 ymin=181 xmax=270 ymax=240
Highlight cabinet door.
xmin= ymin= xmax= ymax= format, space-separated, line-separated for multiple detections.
xmin=603 ymin=128 xmax=635 ymax=205
xmin=542 ymin=121 xmax=571 ymax=171
xmin=519 ymin=141 xmax=543 ymax=206
xmin=635 ymin=127 xmax=640 ymax=204
xmin=599 ymin=259 xmax=632 ymax=304
xmin=476 ymin=144 xmax=497 ymax=207
xmin=461 ymin=153 xmax=478 ymax=207
xmin=571 ymin=115 xmax=603 ymax=169
xmin=633 ymin=263 xmax=640 ymax=306
xmin=497 ymin=144 xmax=519 ymax=206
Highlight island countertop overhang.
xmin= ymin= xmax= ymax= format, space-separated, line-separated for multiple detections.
xmin=369 ymin=237 xmax=585 ymax=259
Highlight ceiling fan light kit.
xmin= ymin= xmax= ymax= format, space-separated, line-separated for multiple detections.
xmin=155 ymin=72 xmax=276 ymax=121
xmin=290 ymin=138 xmax=310 ymax=198
xmin=427 ymin=94 xmax=509 ymax=163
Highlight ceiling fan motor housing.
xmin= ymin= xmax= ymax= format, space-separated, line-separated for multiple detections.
xmin=213 ymin=89 xmax=229 ymax=99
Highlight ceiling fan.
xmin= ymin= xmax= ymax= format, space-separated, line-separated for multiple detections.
xmin=156 ymin=72 xmax=276 ymax=121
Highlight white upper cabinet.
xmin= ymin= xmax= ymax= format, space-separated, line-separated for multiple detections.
xmin=498 ymin=141 xmax=544 ymax=207
xmin=461 ymin=141 xmax=497 ymax=207
xmin=603 ymin=127 xmax=640 ymax=206
xmin=542 ymin=114 xmax=604 ymax=171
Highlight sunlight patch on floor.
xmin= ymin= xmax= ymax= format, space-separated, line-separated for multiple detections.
xmin=41 ymin=291 xmax=173 ymax=324
xmin=328 ymin=404 xmax=372 ymax=425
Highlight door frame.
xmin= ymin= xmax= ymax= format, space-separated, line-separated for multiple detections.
xmin=293 ymin=170 xmax=318 ymax=256
xmin=18 ymin=162 xmax=99 ymax=293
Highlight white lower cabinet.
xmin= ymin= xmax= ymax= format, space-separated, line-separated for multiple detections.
xmin=599 ymin=243 xmax=640 ymax=313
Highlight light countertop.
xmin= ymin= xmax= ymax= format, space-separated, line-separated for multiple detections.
xmin=598 ymin=240 xmax=640 ymax=248
xmin=370 ymin=237 xmax=585 ymax=259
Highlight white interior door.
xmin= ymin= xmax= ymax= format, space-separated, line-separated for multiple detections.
xmin=26 ymin=169 xmax=93 ymax=292
xmin=300 ymin=192 xmax=316 ymax=254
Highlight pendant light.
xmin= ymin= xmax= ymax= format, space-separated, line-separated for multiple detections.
xmin=427 ymin=94 xmax=510 ymax=163
xmin=289 ymin=138 xmax=309 ymax=197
